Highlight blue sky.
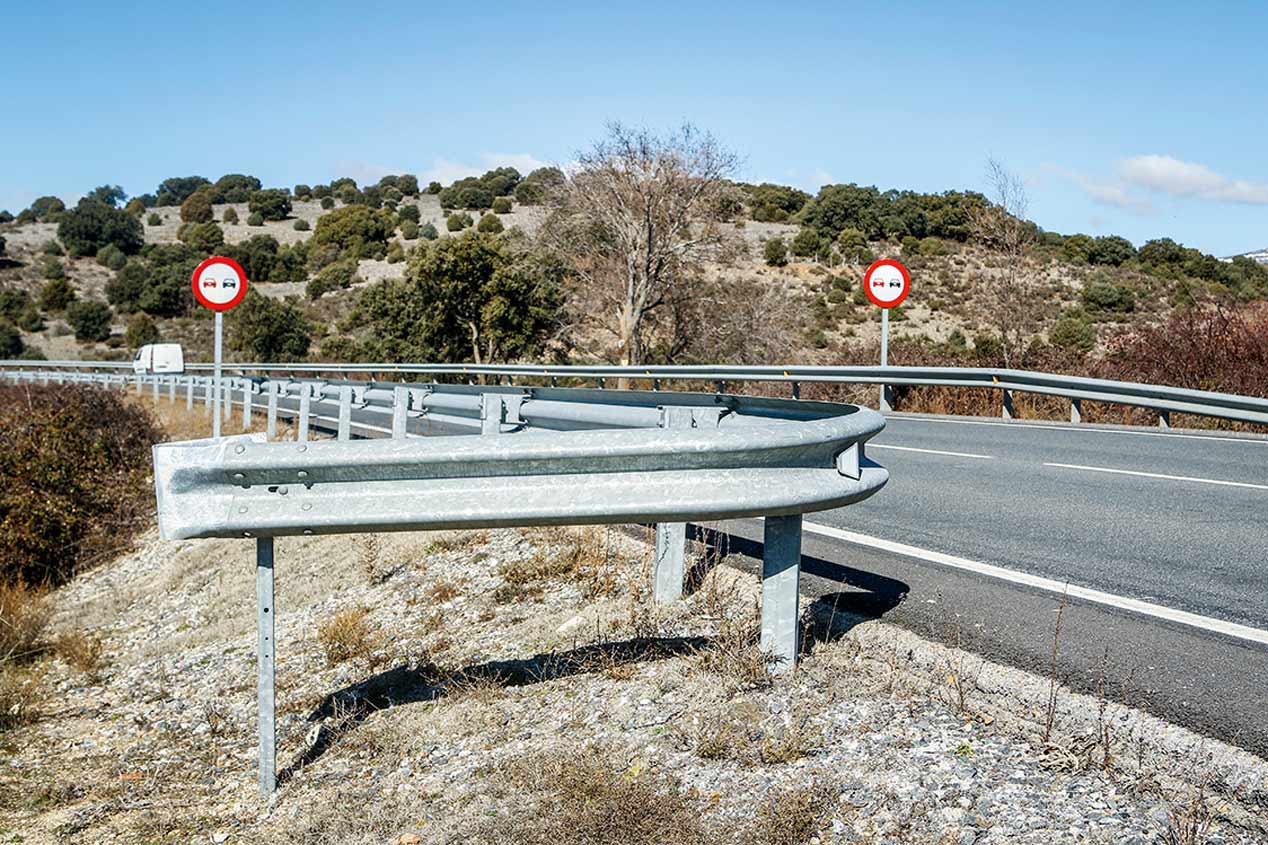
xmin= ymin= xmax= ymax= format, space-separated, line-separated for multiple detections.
xmin=3 ymin=1 xmax=1266 ymax=255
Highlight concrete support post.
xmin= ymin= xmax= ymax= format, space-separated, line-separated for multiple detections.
xmin=255 ymin=537 xmax=276 ymax=798
xmin=186 ymin=377 xmax=194 ymax=410
xmin=168 ymin=377 xmax=176 ymax=403
xmin=266 ymin=382 xmax=279 ymax=441
xmin=1001 ymin=389 xmax=1014 ymax=420
xmin=337 ymin=385 xmax=352 ymax=440
xmin=1159 ymin=409 xmax=1171 ymax=429
xmin=204 ymin=377 xmax=213 ymax=415
xmin=1070 ymin=398 xmax=1082 ymax=424
xmin=151 ymin=376 xmax=159 ymax=402
xmin=879 ymin=384 xmax=893 ymax=413
xmin=242 ymin=383 xmax=253 ymax=431
xmin=760 ymin=514 xmax=803 ymax=674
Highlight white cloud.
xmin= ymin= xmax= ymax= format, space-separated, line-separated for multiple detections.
xmin=1118 ymin=154 xmax=1268 ymax=205
xmin=1041 ymin=163 xmax=1152 ymax=213
xmin=420 ymin=152 xmax=549 ymax=187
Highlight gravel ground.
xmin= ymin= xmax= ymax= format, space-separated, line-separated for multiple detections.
xmin=1 ymin=518 xmax=1264 ymax=844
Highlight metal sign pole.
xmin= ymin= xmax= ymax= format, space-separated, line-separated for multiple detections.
xmin=213 ymin=312 xmax=223 ymax=439
xmin=879 ymin=307 xmax=889 ymax=410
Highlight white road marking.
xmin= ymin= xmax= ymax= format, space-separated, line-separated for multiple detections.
xmin=801 ymin=521 xmax=1268 ymax=648
xmin=888 ymin=414 xmax=1268 ymax=446
xmin=1043 ymin=462 xmax=1268 ymax=491
xmin=868 ymin=444 xmax=994 ymax=460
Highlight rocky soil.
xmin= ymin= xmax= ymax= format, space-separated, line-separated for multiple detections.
xmin=1 ymin=515 xmax=1265 ymax=844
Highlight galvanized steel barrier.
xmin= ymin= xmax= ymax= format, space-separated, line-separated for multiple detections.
xmin=1 ymin=363 xmax=893 ymax=798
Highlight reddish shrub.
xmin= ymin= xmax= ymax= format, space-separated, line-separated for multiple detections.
xmin=0 ymin=385 xmax=161 ymax=586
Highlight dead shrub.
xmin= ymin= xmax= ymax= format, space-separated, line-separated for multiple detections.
xmin=0 ymin=384 xmax=162 ymax=586
xmin=356 ymin=534 xmax=389 ymax=584
xmin=478 ymin=744 xmax=714 ymax=845
xmin=53 ymin=630 xmax=107 ymax=676
xmin=317 ymin=607 xmax=379 ymax=666
xmin=427 ymin=579 xmax=463 ymax=603
xmin=0 ymin=581 xmax=50 ymax=664
xmin=0 ymin=666 xmax=42 ymax=730
xmin=748 ymin=780 xmax=839 ymax=845
xmin=697 ymin=612 xmax=776 ymax=692
xmin=1160 ymin=782 xmax=1212 ymax=845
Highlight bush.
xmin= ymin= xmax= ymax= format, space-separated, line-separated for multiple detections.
xmin=293 ymin=218 xmax=310 ymax=231
xmin=397 ymin=204 xmax=420 ymax=224
xmin=41 ymin=256 xmax=66 ymax=280
xmin=308 ymin=205 xmax=394 ymax=268
xmin=477 ymin=213 xmax=504 ymax=234
xmin=320 ymin=196 xmax=335 ymax=210
xmin=419 ymin=222 xmax=439 ymax=240
xmin=180 ymin=189 xmax=214 ymax=223
xmin=155 ymin=176 xmax=211 ymax=207
xmin=66 ymin=299 xmax=113 ymax=342
xmin=124 ymin=312 xmax=159 ymax=348
xmin=0 ymin=384 xmax=160 ymax=586
xmin=41 ymin=240 xmax=64 ymax=256
xmin=425 ymin=181 xmax=442 ymax=194
xmin=147 ymin=212 xmax=162 ymax=226
xmin=1049 ymin=314 xmax=1097 ymax=351
xmin=57 ymin=198 xmax=144 ymax=258
xmin=492 ymin=196 xmax=513 ymax=214
xmin=0 ymin=322 xmax=21 ymax=357
xmin=306 ymin=259 xmax=358 ymax=300
xmin=447 ymin=212 xmax=471 ymax=232
xmin=1082 ymin=280 xmax=1136 ymax=313
xmin=919 ymin=236 xmax=945 ymax=256
xmin=249 ymin=188 xmax=292 ymax=221
xmin=247 ymin=212 xmax=265 ymax=226
xmin=28 ymin=196 xmax=65 ymax=221
xmin=764 ymin=237 xmax=788 ymax=267
xmin=791 ymin=227 xmax=822 ymax=258
xmin=400 ymin=220 xmax=419 ymax=240
xmin=211 ymin=174 xmax=262 ymax=203
xmin=96 ymin=243 xmax=127 ymax=271
xmin=178 ymin=221 xmax=225 ymax=254
xmin=38 ymin=277 xmax=75 ymax=312
xmin=229 ymin=291 xmax=312 ymax=359
xmin=294 ymin=184 xmax=312 ymax=200
xmin=222 ymin=207 xmax=240 ymax=225
xmin=0 ymin=235 xmax=5 ymax=256
xmin=901 ymin=235 xmax=922 ymax=258
xmin=386 ymin=242 xmax=405 ymax=264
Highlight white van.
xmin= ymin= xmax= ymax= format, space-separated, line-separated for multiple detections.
xmin=132 ymin=343 xmax=185 ymax=374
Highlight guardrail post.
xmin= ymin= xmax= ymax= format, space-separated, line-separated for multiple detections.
xmin=223 ymin=379 xmax=234 ymax=423
xmin=879 ymin=384 xmax=893 ymax=413
xmin=791 ymin=381 xmax=800 ymax=400
xmin=298 ymin=386 xmax=312 ymax=442
xmin=481 ymin=393 xmax=505 ymax=435
xmin=761 ymin=514 xmax=803 ymax=674
xmin=255 ymin=537 xmax=276 ymax=798
xmin=151 ymin=376 xmax=160 ymax=402
xmin=337 ymin=385 xmax=352 ymax=440
xmin=266 ymin=382 xmax=280 ymax=440
xmin=134 ymin=375 xmax=143 ymax=396
xmin=653 ymin=406 xmax=722 ymax=603
xmin=185 ymin=377 xmax=194 ymax=410
xmin=1070 ymin=398 xmax=1081 ymax=424
xmin=242 ymin=383 xmax=253 ymax=431
xmin=1158 ymin=409 xmax=1171 ymax=429
xmin=392 ymin=386 xmax=409 ymax=438
xmin=168 ymin=377 xmax=176 ymax=403
xmin=1001 ymin=389 xmax=1014 ymax=420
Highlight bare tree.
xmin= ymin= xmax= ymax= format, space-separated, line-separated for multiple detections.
xmin=544 ymin=123 xmax=739 ymax=373
xmin=970 ymin=157 xmax=1040 ymax=366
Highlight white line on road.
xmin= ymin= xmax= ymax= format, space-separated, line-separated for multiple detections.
xmin=1043 ymin=462 xmax=1268 ymax=491
xmin=889 ymin=414 xmax=1268 ymax=445
xmin=802 ymin=521 xmax=1268 ymax=648
xmin=868 ymin=444 xmax=994 ymax=459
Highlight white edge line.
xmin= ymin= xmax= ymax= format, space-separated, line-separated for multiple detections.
xmin=868 ymin=444 xmax=994 ymax=460
xmin=802 ymin=520 xmax=1268 ymax=648
xmin=889 ymin=414 xmax=1268 ymax=445
xmin=1044 ymin=462 xmax=1268 ymax=491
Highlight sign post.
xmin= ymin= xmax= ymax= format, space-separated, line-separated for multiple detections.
xmin=191 ymin=256 xmax=249 ymax=439
xmin=863 ymin=258 xmax=911 ymax=412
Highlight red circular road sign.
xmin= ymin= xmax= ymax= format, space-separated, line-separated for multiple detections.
xmin=191 ymin=256 xmax=249 ymax=311
xmin=863 ymin=258 xmax=911 ymax=309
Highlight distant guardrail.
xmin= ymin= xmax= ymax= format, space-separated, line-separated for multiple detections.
xmin=5 ymin=359 xmax=1267 ymax=428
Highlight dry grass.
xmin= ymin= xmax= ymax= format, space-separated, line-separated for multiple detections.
xmin=426 ymin=579 xmax=463 ymax=603
xmin=316 ymin=607 xmax=379 ymax=666
xmin=748 ymin=780 xmax=839 ymax=845
xmin=0 ymin=665 xmax=42 ymax=730
xmin=476 ymin=744 xmax=714 ymax=845
xmin=424 ymin=530 xmax=487 ymax=555
xmin=1161 ymin=782 xmax=1212 ymax=845
xmin=674 ymin=708 xmax=820 ymax=765
xmin=53 ymin=630 xmax=107 ymax=677
xmin=356 ymin=534 xmax=390 ymax=584
xmin=0 ymin=581 xmax=49 ymax=664
xmin=696 ymin=612 xmax=776 ymax=692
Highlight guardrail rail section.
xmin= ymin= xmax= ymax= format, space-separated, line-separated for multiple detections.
xmin=3 ymin=364 xmax=890 ymax=796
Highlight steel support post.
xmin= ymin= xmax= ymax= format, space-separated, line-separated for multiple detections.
xmin=266 ymin=382 xmax=279 ymax=440
xmin=255 ymin=537 xmax=276 ymax=798
xmin=168 ymin=377 xmax=176 ymax=403
xmin=760 ymin=514 xmax=803 ymax=674
xmin=135 ymin=375 xmax=143 ymax=396
xmin=151 ymin=376 xmax=159 ymax=402
xmin=337 ymin=385 xmax=352 ymax=440
xmin=481 ymin=393 xmax=504 ymax=435
xmin=242 ymin=383 xmax=253 ymax=431
xmin=298 ymin=387 xmax=311 ymax=442
xmin=204 ymin=377 xmax=213 ymax=416
xmin=654 ymin=522 xmax=687 ymax=604
xmin=186 ymin=377 xmax=194 ymax=410
xmin=392 ymin=386 xmax=408 ymax=438
xmin=222 ymin=379 xmax=233 ymax=423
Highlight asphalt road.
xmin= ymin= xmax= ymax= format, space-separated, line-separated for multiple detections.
xmin=275 ymin=396 xmax=1268 ymax=753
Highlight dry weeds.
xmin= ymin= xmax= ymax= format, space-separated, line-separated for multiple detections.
xmin=316 ymin=607 xmax=379 ymax=666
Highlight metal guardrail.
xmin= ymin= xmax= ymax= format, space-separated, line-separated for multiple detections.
xmin=3 ymin=365 xmax=888 ymax=797
xmin=6 ymin=359 xmax=1268 ymax=428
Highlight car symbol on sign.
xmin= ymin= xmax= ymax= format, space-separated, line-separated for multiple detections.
xmin=202 ymin=279 xmax=217 ymax=289
xmin=223 ymin=280 xmax=236 ymax=289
